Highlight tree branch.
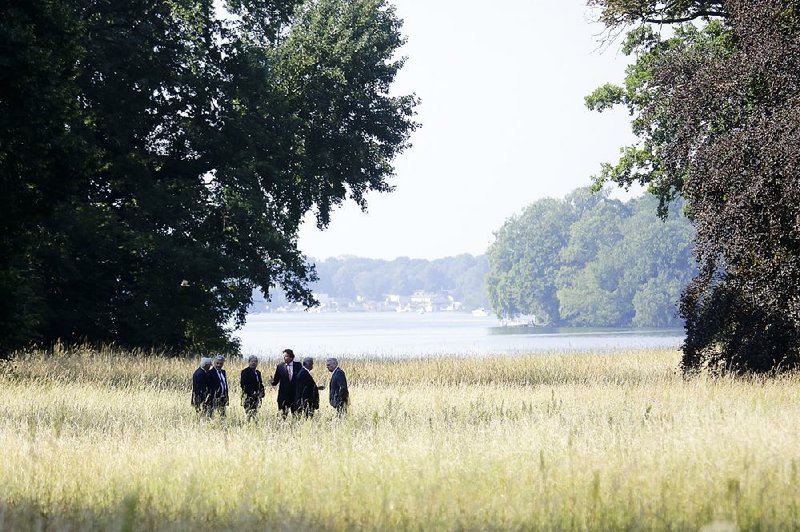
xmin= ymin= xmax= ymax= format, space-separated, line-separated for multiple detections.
xmin=643 ymin=10 xmax=728 ymax=25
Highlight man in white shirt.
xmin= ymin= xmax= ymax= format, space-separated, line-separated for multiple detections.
xmin=270 ymin=348 xmax=303 ymax=418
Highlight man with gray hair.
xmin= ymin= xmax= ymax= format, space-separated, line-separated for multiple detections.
xmin=207 ymin=354 xmax=229 ymax=418
xmin=326 ymin=358 xmax=349 ymax=415
xmin=240 ymin=355 xmax=265 ymax=420
xmin=293 ymin=357 xmax=324 ymax=418
xmin=191 ymin=357 xmax=212 ymax=416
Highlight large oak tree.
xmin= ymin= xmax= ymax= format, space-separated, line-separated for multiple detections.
xmin=0 ymin=0 xmax=417 ymax=354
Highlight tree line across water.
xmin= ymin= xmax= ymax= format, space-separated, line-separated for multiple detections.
xmin=252 ymin=254 xmax=490 ymax=311
xmin=257 ymin=188 xmax=696 ymax=331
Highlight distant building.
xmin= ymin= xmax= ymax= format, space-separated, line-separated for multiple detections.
xmin=409 ymin=290 xmax=461 ymax=312
xmin=310 ymin=293 xmax=338 ymax=312
xmin=440 ymin=294 xmax=463 ymax=312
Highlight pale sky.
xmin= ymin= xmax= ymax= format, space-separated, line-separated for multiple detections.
xmin=298 ymin=0 xmax=636 ymax=261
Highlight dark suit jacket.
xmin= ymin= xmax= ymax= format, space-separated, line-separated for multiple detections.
xmin=294 ymin=367 xmax=320 ymax=411
xmin=208 ymin=367 xmax=229 ymax=406
xmin=329 ymin=367 xmax=349 ymax=408
xmin=271 ymin=361 xmax=303 ymax=408
xmin=240 ymin=367 xmax=265 ymax=399
xmin=191 ymin=367 xmax=210 ymax=407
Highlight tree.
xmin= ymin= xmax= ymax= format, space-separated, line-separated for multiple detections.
xmin=589 ymin=0 xmax=800 ymax=372
xmin=0 ymin=1 xmax=87 ymax=353
xmin=486 ymin=189 xmax=601 ymax=323
xmin=558 ymin=260 xmax=632 ymax=326
xmin=623 ymin=198 xmax=695 ymax=327
xmin=557 ymin=195 xmax=694 ymax=327
xmin=632 ymin=273 xmax=685 ymax=327
xmin=585 ymin=20 xmax=733 ymax=215
xmin=486 ymin=199 xmax=565 ymax=323
xmin=0 ymin=0 xmax=417 ymax=354
xmin=556 ymin=195 xmax=630 ymax=326
xmin=486 ymin=189 xmax=695 ymax=327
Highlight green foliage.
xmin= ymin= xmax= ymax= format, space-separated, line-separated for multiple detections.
xmin=486 ymin=197 xmax=580 ymax=324
xmin=632 ymin=273 xmax=686 ymax=327
xmin=487 ymin=189 xmax=695 ymax=326
xmin=586 ymin=21 xmax=734 ymax=216
xmin=591 ymin=0 xmax=800 ymax=373
xmin=0 ymin=0 xmax=417 ymax=355
xmin=558 ymin=261 xmax=632 ymax=327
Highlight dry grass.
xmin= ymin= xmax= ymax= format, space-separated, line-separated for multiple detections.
xmin=0 ymin=347 xmax=798 ymax=530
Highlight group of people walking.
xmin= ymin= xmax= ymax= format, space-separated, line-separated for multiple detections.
xmin=191 ymin=349 xmax=349 ymax=419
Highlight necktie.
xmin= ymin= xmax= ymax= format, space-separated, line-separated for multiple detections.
xmin=287 ymin=364 xmax=293 ymax=381
xmin=219 ymin=370 xmax=226 ymax=395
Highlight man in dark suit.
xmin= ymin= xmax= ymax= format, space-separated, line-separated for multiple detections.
xmin=294 ymin=357 xmax=324 ymax=418
xmin=240 ymin=355 xmax=265 ymax=420
xmin=325 ymin=357 xmax=349 ymax=416
xmin=191 ymin=357 xmax=212 ymax=416
xmin=270 ymin=349 xmax=303 ymax=418
xmin=207 ymin=354 xmax=229 ymax=418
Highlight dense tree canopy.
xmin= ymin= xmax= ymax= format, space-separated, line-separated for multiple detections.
xmin=0 ymin=0 xmax=417 ymax=354
xmin=486 ymin=189 xmax=695 ymax=327
xmin=589 ymin=0 xmax=800 ymax=372
xmin=485 ymin=196 xmax=576 ymax=324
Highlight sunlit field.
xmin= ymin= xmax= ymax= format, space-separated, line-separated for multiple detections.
xmin=1 ymin=346 xmax=798 ymax=530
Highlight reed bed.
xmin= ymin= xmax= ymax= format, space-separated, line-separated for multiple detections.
xmin=0 ymin=347 xmax=798 ymax=530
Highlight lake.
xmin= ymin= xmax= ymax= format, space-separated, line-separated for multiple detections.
xmin=235 ymin=312 xmax=683 ymax=358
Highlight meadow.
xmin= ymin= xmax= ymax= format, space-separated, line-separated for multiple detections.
xmin=0 ymin=346 xmax=798 ymax=531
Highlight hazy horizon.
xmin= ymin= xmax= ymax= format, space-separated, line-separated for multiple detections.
xmin=298 ymin=0 xmax=638 ymax=261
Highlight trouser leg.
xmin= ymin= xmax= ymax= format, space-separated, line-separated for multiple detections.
xmin=211 ymin=398 xmax=227 ymax=418
xmin=244 ymin=397 xmax=259 ymax=420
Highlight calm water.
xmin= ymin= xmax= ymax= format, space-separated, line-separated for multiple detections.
xmin=235 ymin=312 xmax=683 ymax=358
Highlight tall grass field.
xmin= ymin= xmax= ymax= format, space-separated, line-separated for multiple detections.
xmin=0 ymin=347 xmax=798 ymax=530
